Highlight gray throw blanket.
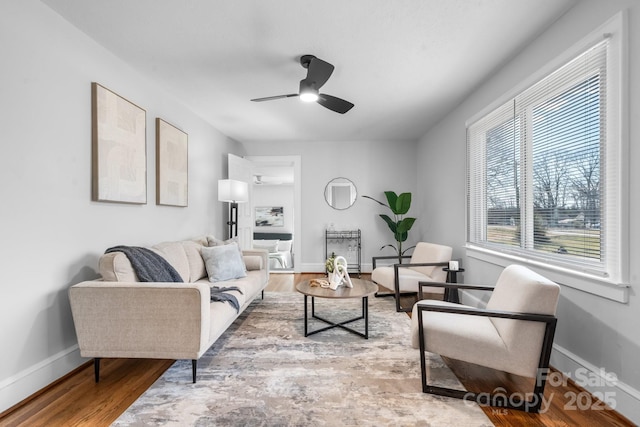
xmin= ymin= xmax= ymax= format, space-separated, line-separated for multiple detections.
xmin=211 ymin=286 xmax=243 ymax=313
xmin=105 ymin=246 xmax=183 ymax=283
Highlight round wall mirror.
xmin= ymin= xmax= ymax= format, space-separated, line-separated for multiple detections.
xmin=324 ymin=177 xmax=357 ymax=210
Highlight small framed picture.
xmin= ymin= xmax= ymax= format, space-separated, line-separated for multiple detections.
xmin=255 ymin=206 xmax=284 ymax=227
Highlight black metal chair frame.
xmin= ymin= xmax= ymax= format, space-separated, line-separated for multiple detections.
xmin=415 ymin=281 xmax=558 ymax=413
xmin=372 ymin=255 xmax=452 ymax=312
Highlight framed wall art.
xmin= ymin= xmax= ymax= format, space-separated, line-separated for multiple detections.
xmin=91 ymin=82 xmax=147 ymax=204
xmin=255 ymin=206 xmax=284 ymax=227
xmin=156 ymin=118 xmax=188 ymax=207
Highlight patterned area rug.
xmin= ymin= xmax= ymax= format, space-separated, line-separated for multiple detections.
xmin=114 ymin=292 xmax=492 ymax=426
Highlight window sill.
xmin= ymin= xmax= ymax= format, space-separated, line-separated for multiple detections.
xmin=465 ymin=245 xmax=629 ymax=303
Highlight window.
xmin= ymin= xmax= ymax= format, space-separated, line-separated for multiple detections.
xmin=467 ymin=16 xmax=626 ymax=295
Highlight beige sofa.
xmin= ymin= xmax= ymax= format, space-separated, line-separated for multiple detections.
xmin=69 ymin=237 xmax=269 ymax=383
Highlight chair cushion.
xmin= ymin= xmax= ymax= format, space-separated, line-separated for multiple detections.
xmin=408 ymin=242 xmax=452 ymax=280
xmin=411 ymin=265 xmax=561 ymax=379
xmin=411 ymin=300 xmax=537 ymax=378
xmin=485 ymin=264 xmax=560 ymax=377
xmin=371 ymin=266 xmax=444 ymax=294
xmin=411 ymin=300 xmax=505 ymax=350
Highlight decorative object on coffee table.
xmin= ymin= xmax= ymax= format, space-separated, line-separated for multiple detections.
xmin=329 ymin=255 xmax=352 ymax=290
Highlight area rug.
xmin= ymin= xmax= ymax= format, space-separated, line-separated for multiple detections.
xmin=113 ymin=292 xmax=492 ymax=426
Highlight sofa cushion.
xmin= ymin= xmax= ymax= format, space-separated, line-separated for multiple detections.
xmin=201 ymin=243 xmax=247 ymax=282
xmin=99 ymin=252 xmax=138 ymax=282
xmin=206 ymin=235 xmax=245 ymax=259
xmin=191 ymin=235 xmax=208 ymax=246
xmin=206 ymin=235 xmax=238 ymax=248
xmin=181 ymin=241 xmax=207 ymax=282
xmin=151 ymin=242 xmax=190 ymax=282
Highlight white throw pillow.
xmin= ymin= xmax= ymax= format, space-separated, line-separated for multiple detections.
xmin=277 ymin=240 xmax=293 ymax=252
xmin=201 ymin=243 xmax=247 ymax=282
xmin=253 ymin=239 xmax=280 ymax=253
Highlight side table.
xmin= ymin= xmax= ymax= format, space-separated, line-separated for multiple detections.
xmin=442 ymin=267 xmax=465 ymax=304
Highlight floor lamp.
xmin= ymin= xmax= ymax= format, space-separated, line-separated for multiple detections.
xmin=218 ymin=179 xmax=249 ymax=239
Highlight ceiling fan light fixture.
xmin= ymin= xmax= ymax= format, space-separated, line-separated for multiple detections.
xmin=251 ymin=55 xmax=353 ymax=113
xmin=299 ymin=89 xmax=319 ymax=103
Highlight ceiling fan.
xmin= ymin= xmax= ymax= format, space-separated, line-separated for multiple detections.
xmin=253 ymin=174 xmax=283 ymax=185
xmin=251 ymin=54 xmax=354 ymax=114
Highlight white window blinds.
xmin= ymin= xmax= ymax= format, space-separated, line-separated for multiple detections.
xmin=467 ymin=38 xmax=622 ymax=280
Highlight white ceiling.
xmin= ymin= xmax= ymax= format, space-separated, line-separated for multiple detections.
xmin=42 ymin=0 xmax=576 ymax=142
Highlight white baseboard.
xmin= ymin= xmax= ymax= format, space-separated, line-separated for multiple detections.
xmin=460 ymin=291 xmax=639 ymax=424
xmin=0 ymin=345 xmax=85 ymax=413
xmin=550 ymin=344 xmax=640 ymax=424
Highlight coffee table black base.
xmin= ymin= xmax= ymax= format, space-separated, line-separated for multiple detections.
xmin=303 ymin=295 xmax=369 ymax=339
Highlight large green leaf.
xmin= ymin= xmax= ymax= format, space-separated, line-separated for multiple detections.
xmin=384 ymin=191 xmax=398 ymax=213
xmin=379 ymin=244 xmax=398 ymax=252
xmin=361 ymin=195 xmax=388 ymax=209
xmin=397 ymin=217 xmax=416 ymax=234
xmin=395 ymin=230 xmax=409 ymax=242
xmin=395 ymin=193 xmax=412 ymax=215
xmin=379 ymin=214 xmax=397 ymax=233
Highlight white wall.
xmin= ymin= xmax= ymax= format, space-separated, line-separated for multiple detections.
xmin=0 ymin=1 xmax=242 ymax=412
xmin=416 ymin=0 xmax=640 ymax=422
xmin=242 ymin=140 xmax=418 ymax=272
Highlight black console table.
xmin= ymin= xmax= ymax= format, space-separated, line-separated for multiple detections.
xmin=442 ymin=267 xmax=465 ymax=304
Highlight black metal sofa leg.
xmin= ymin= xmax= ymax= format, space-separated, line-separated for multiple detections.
xmin=94 ymin=358 xmax=100 ymax=383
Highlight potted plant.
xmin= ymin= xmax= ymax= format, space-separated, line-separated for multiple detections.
xmin=325 ymin=252 xmax=336 ymax=282
xmin=363 ymin=191 xmax=416 ymax=262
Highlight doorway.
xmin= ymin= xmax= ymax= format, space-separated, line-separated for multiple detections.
xmin=245 ymin=155 xmax=301 ymax=273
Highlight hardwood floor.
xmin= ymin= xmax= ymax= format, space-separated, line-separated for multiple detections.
xmin=0 ymin=273 xmax=633 ymax=426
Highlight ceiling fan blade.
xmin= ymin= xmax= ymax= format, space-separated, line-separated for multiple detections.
xmin=317 ymin=94 xmax=354 ymax=114
xmin=251 ymin=94 xmax=298 ymax=102
xmin=306 ymin=57 xmax=334 ymax=89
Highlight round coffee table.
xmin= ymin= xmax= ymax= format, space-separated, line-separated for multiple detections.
xmin=295 ymin=278 xmax=378 ymax=339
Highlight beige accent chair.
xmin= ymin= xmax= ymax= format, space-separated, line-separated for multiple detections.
xmin=410 ymin=264 xmax=560 ymax=413
xmin=371 ymin=242 xmax=452 ymax=312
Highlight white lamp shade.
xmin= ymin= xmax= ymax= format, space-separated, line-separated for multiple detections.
xmin=218 ymin=179 xmax=248 ymax=203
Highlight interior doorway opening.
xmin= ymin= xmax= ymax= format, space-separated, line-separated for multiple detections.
xmin=245 ymin=155 xmax=301 ymax=273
